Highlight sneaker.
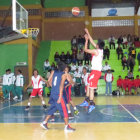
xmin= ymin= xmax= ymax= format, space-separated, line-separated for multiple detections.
xmin=54 ymin=111 xmax=60 ymax=116
xmin=79 ymin=100 xmax=89 ymax=107
xmin=110 ymin=94 xmax=112 ymax=96
xmin=64 ymin=125 xmax=75 ymax=132
xmin=40 ymin=123 xmax=49 ymax=130
xmin=88 ymin=105 xmax=95 ymax=113
xmin=43 ymin=105 xmax=47 ymax=110
xmin=25 ymin=106 xmax=30 ymax=111
xmin=74 ymin=109 xmax=79 ymax=115
xmin=68 ymin=113 xmax=74 ymax=119
xmin=13 ymin=96 xmax=18 ymax=100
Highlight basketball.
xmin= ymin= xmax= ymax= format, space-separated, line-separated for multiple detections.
xmin=72 ymin=7 xmax=80 ymax=16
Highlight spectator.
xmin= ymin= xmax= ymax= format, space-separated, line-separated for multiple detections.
xmin=134 ymin=35 xmax=139 ymax=41
xmin=122 ymin=35 xmax=128 ymax=49
xmin=117 ymin=75 xmax=124 ymax=95
xmin=60 ymin=52 xmax=66 ymax=62
xmin=122 ymin=76 xmax=130 ymax=94
xmin=78 ymin=63 xmax=83 ymax=74
xmin=104 ymin=46 xmax=110 ymax=60
xmin=71 ymin=36 xmax=77 ymax=49
xmin=73 ymin=68 xmax=81 ymax=85
xmin=127 ymin=34 xmax=133 ymax=47
xmin=104 ymin=69 xmax=114 ymax=96
xmin=77 ymin=35 xmax=84 ymax=49
xmin=43 ymin=59 xmax=50 ymax=71
xmin=71 ymin=62 xmax=77 ymax=73
xmin=122 ymin=56 xmax=129 ymax=71
xmin=117 ymin=35 xmax=123 ymax=46
xmin=84 ymin=52 xmax=91 ymax=64
xmin=127 ymin=71 xmax=133 ymax=79
xmin=137 ymin=52 xmax=140 ymax=71
xmin=77 ymin=49 xmax=84 ymax=65
xmin=116 ymin=45 xmax=123 ymax=60
xmin=131 ymin=47 xmax=136 ymax=59
xmin=54 ymin=52 xmax=60 ymax=62
xmin=102 ymin=61 xmax=111 ymax=72
xmin=65 ymin=51 xmax=72 ymax=64
xmin=71 ymin=51 xmax=77 ymax=64
xmin=128 ymin=77 xmax=135 ymax=95
xmin=84 ymin=63 xmax=91 ymax=72
xmin=50 ymin=62 xmax=56 ymax=70
xmin=81 ymin=67 xmax=89 ymax=93
xmin=134 ymin=75 xmax=140 ymax=94
xmin=128 ymin=45 xmax=133 ymax=55
xmin=127 ymin=55 xmax=135 ymax=72
xmin=108 ymin=35 xmax=115 ymax=49
xmin=46 ymin=69 xmax=51 ymax=80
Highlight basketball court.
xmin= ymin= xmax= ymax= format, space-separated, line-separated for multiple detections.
xmin=0 ymin=96 xmax=140 ymax=140
xmin=0 ymin=0 xmax=140 ymax=140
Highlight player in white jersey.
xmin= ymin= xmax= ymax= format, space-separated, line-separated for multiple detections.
xmin=25 ymin=69 xmax=48 ymax=111
xmin=14 ymin=69 xmax=24 ymax=101
xmin=79 ymin=28 xmax=105 ymax=113
xmin=2 ymin=69 xmax=9 ymax=100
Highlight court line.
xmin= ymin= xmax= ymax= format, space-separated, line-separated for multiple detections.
xmin=117 ymin=100 xmax=140 ymax=123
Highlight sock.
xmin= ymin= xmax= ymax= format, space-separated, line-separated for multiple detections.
xmin=42 ymin=100 xmax=45 ymax=105
xmin=43 ymin=121 xmax=47 ymax=124
xmin=65 ymin=125 xmax=68 ymax=128
xmin=74 ymin=107 xmax=77 ymax=110
xmin=85 ymin=96 xmax=89 ymax=102
xmin=68 ymin=110 xmax=71 ymax=114
xmin=28 ymin=102 xmax=31 ymax=106
xmin=89 ymin=100 xmax=94 ymax=105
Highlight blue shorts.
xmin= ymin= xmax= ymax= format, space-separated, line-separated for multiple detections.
xmin=47 ymin=96 xmax=68 ymax=118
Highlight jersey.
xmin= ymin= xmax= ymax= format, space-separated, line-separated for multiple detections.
xmin=51 ymin=70 xmax=64 ymax=97
xmin=82 ymin=73 xmax=89 ymax=86
xmin=8 ymin=73 xmax=15 ymax=85
xmin=15 ymin=74 xmax=24 ymax=87
xmin=91 ymin=49 xmax=103 ymax=71
xmin=31 ymin=75 xmax=43 ymax=89
xmin=2 ymin=74 xmax=9 ymax=85
xmin=64 ymin=80 xmax=69 ymax=88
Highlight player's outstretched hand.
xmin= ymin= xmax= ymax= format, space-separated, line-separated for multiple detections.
xmin=84 ymin=34 xmax=89 ymax=41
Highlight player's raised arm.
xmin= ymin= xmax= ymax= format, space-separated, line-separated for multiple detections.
xmin=85 ymin=28 xmax=97 ymax=48
xmin=84 ymin=34 xmax=99 ymax=56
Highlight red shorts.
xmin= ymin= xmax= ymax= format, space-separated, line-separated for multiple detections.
xmin=30 ymin=88 xmax=43 ymax=97
xmin=88 ymin=70 xmax=101 ymax=89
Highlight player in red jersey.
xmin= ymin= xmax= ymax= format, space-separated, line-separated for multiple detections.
xmin=128 ymin=77 xmax=135 ymax=95
xmin=117 ymin=75 xmax=124 ymax=95
xmin=122 ymin=76 xmax=130 ymax=94
xmin=79 ymin=28 xmax=105 ymax=113
xmin=134 ymin=75 xmax=140 ymax=94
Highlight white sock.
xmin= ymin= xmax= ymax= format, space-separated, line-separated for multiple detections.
xmin=42 ymin=101 xmax=45 ymax=105
xmin=28 ymin=102 xmax=31 ymax=106
xmin=43 ymin=121 xmax=47 ymax=124
xmin=68 ymin=110 xmax=71 ymax=114
xmin=65 ymin=125 xmax=68 ymax=129
xmin=74 ymin=107 xmax=77 ymax=110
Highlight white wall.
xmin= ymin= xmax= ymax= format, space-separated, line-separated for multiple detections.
xmin=92 ymin=7 xmax=134 ymax=17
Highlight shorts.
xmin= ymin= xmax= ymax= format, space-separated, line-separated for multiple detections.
xmin=88 ymin=70 xmax=101 ymax=89
xmin=63 ymin=86 xmax=72 ymax=104
xmin=47 ymin=96 xmax=68 ymax=118
xmin=30 ymin=88 xmax=43 ymax=97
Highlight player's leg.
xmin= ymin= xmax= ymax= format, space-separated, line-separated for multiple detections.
xmin=41 ymin=102 xmax=57 ymax=130
xmin=56 ymin=97 xmax=75 ymax=132
xmin=2 ymin=85 xmax=9 ymax=100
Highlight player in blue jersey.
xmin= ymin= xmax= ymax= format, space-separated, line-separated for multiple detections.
xmin=40 ymin=61 xmax=75 ymax=132
xmin=63 ymin=66 xmax=79 ymax=118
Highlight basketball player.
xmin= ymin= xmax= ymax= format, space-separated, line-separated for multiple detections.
xmin=25 ymin=69 xmax=47 ymax=110
xmin=79 ymin=28 xmax=104 ymax=113
xmin=63 ymin=66 xmax=79 ymax=117
xmin=40 ymin=62 xmax=75 ymax=132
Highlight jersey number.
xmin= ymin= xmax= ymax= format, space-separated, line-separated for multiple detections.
xmin=53 ymin=76 xmax=58 ymax=86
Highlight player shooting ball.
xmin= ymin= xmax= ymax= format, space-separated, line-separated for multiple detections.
xmin=79 ymin=28 xmax=105 ymax=113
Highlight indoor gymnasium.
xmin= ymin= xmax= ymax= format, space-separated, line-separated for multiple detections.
xmin=0 ymin=0 xmax=140 ymax=140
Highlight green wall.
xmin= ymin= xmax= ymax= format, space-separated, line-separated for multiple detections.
xmin=35 ymin=41 xmax=51 ymax=75
xmin=45 ymin=0 xmax=85 ymax=8
xmin=0 ymin=44 xmax=28 ymax=75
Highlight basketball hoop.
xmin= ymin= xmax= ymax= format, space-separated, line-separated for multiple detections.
xmin=27 ymin=28 xmax=39 ymax=39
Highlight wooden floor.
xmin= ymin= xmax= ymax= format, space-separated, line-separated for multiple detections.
xmin=0 ymin=96 xmax=140 ymax=140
